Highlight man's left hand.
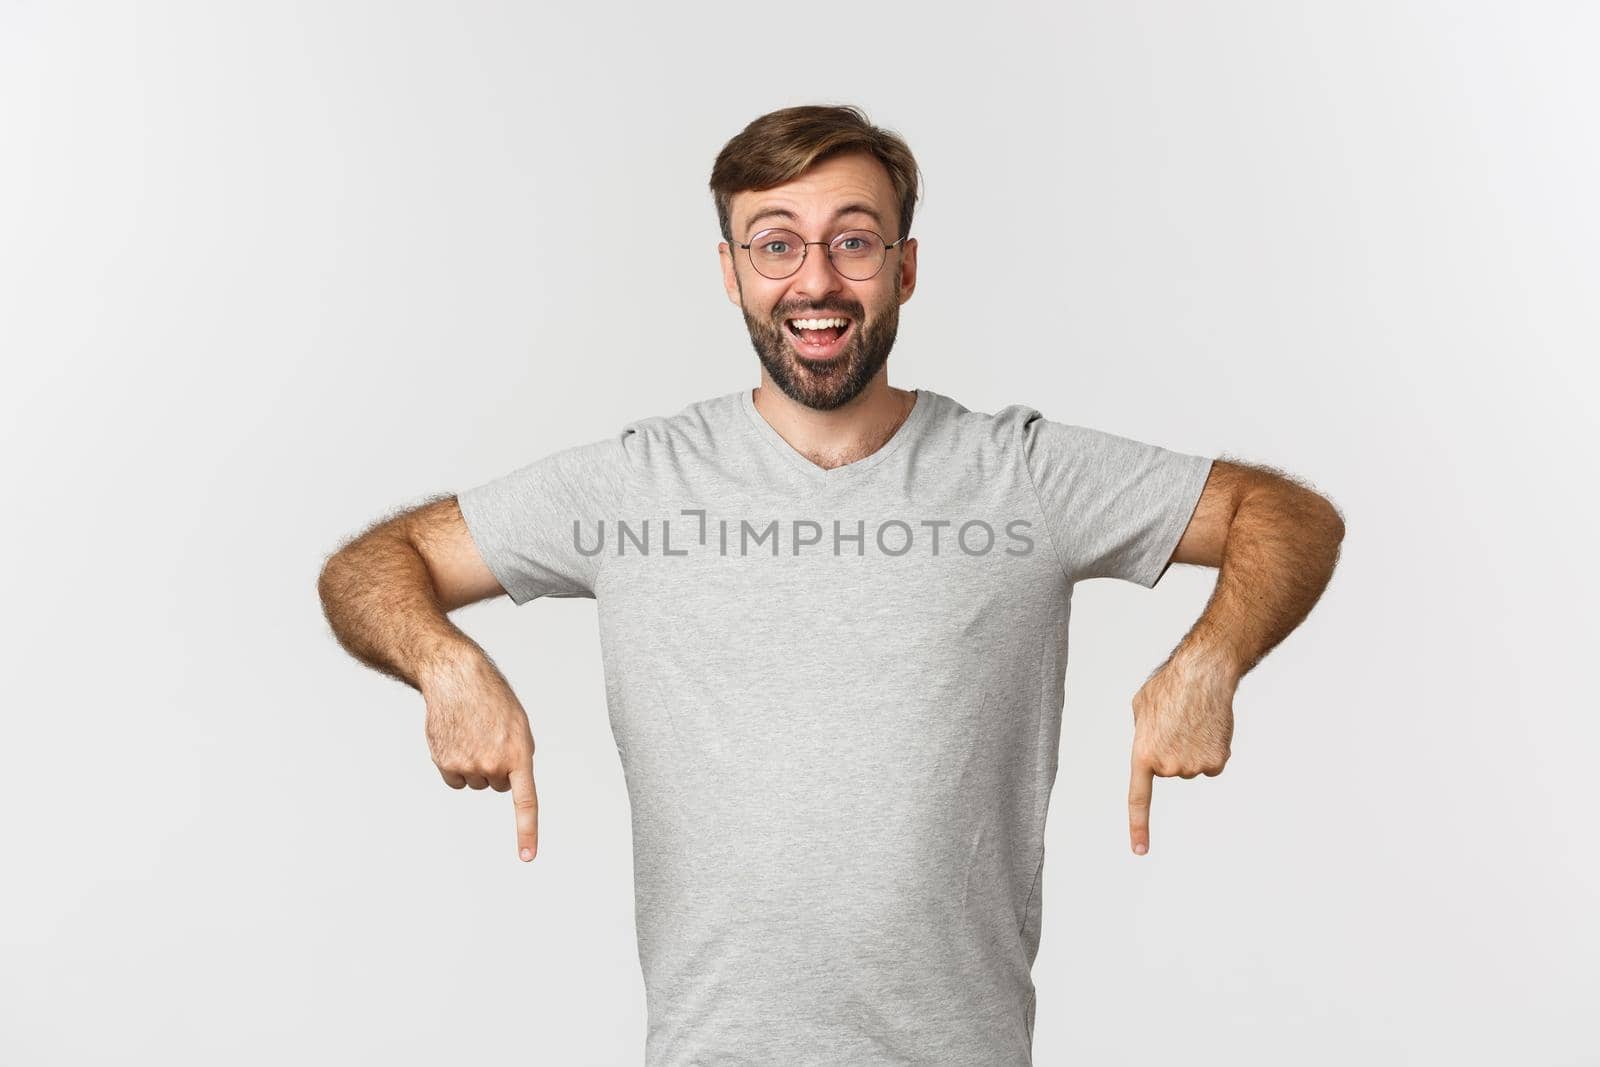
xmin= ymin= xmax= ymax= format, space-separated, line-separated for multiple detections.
xmin=1127 ymin=648 xmax=1238 ymax=856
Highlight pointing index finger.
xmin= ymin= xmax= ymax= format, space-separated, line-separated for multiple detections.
xmin=1129 ymin=754 xmax=1153 ymax=856
xmin=511 ymin=760 xmax=539 ymax=862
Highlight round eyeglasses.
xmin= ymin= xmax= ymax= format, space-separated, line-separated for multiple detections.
xmin=735 ymin=227 xmax=909 ymax=281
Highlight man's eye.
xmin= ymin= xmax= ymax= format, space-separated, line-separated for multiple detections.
xmin=838 ymin=238 xmax=864 ymax=251
xmin=762 ymin=242 xmax=790 ymax=254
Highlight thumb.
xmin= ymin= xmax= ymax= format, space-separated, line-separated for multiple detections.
xmin=510 ymin=759 xmax=539 ymax=862
xmin=1128 ymin=753 xmax=1153 ymax=856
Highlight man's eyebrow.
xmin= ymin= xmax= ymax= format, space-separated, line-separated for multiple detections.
xmin=742 ymin=202 xmax=886 ymax=235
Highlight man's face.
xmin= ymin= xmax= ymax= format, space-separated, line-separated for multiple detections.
xmin=720 ymin=151 xmax=918 ymax=411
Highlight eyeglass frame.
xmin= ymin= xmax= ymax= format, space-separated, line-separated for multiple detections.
xmin=733 ymin=225 xmax=911 ymax=281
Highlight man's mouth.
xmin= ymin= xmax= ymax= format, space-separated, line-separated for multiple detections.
xmin=783 ymin=315 xmax=854 ymax=361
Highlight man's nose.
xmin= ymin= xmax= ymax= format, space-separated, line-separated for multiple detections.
xmin=790 ymin=242 xmax=847 ymax=298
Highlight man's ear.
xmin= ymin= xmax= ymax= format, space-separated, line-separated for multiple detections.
xmin=719 ymin=243 xmax=742 ymax=307
xmin=897 ymin=236 xmax=918 ymax=305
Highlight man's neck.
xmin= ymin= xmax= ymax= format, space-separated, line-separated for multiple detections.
xmin=750 ymin=375 xmax=916 ymax=471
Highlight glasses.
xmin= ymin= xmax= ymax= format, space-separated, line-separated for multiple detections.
xmin=735 ymin=227 xmax=908 ymax=281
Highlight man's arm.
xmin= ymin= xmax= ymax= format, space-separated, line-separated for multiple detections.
xmin=317 ymin=496 xmax=543 ymax=862
xmin=1126 ymin=458 xmax=1345 ymax=856
xmin=1164 ymin=458 xmax=1346 ymax=677
xmin=316 ymin=495 xmax=504 ymax=690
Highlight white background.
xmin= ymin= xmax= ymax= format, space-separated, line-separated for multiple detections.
xmin=2 ymin=2 xmax=1595 ymax=1063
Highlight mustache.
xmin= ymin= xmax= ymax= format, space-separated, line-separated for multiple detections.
xmin=773 ymin=304 xmax=864 ymax=321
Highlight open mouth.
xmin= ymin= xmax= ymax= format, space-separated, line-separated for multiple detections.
xmin=783 ymin=315 xmax=855 ymax=361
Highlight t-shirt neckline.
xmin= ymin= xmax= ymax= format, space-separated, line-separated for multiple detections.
xmin=737 ymin=385 xmax=933 ymax=484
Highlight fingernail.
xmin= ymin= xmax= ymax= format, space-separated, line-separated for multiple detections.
xmin=1134 ymin=842 xmax=1147 ymax=855
xmin=520 ymin=848 xmax=532 ymax=861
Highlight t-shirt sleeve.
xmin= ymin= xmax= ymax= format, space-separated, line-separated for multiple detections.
xmin=1017 ymin=409 xmax=1214 ymax=588
xmin=455 ymin=432 xmax=633 ymax=604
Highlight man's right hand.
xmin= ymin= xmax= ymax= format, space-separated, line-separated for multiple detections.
xmin=420 ymin=649 xmax=540 ymax=862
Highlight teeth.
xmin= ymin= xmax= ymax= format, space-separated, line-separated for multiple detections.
xmin=788 ymin=317 xmax=849 ymax=330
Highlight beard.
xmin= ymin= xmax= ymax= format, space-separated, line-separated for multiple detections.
xmin=738 ymin=277 xmax=901 ymax=412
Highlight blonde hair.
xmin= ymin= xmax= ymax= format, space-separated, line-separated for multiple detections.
xmin=709 ymin=104 xmax=923 ymax=244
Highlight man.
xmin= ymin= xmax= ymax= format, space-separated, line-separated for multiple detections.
xmin=318 ymin=104 xmax=1345 ymax=1064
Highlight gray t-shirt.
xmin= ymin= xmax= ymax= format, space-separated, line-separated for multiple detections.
xmin=457 ymin=386 xmax=1213 ymax=1065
